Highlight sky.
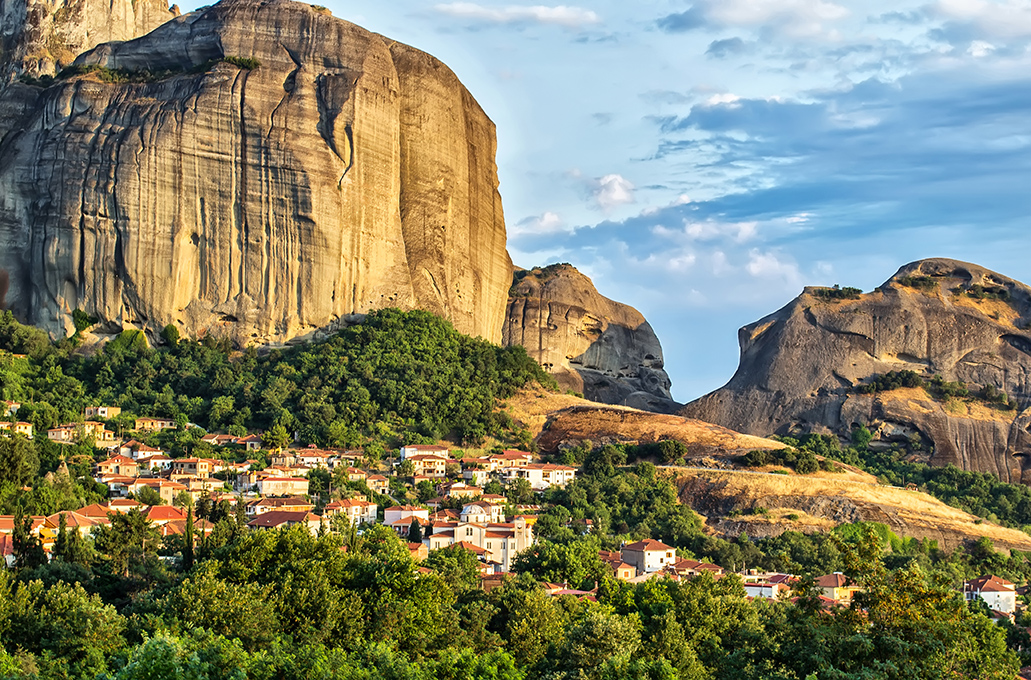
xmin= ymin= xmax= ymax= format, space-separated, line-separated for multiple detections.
xmin=189 ymin=0 xmax=1031 ymax=402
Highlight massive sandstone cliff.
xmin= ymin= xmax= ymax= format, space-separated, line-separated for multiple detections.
xmin=681 ymin=258 xmax=1031 ymax=483
xmin=0 ymin=0 xmax=511 ymax=344
xmin=0 ymin=0 xmax=178 ymax=82
xmin=503 ymin=264 xmax=679 ymax=413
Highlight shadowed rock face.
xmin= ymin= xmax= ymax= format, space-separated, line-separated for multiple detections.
xmin=0 ymin=0 xmax=512 ymax=345
xmin=503 ymin=264 xmax=680 ymax=413
xmin=681 ymin=258 xmax=1031 ymax=483
xmin=0 ymin=0 xmax=178 ymax=82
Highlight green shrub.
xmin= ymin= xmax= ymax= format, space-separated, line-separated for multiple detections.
xmin=812 ymin=285 xmax=862 ymax=301
xmin=898 ymin=275 xmax=939 ymax=292
xmin=222 ymin=56 xmax=261 ymax=70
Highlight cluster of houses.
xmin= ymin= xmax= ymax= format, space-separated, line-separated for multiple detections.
xmin=2 ymin=404 xmax=1024 ymax=616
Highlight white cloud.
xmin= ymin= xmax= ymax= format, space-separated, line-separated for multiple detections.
xmin=934 ymin=0 xmax=1031 ymax=39
xmin=694 ymin=0 xmax=850 ymax=39
xmin=593 ymin=174 xmax=635 ymax=211
xmin=746 ymin=249 xmax=801 ymax=281
xmin=512 ymin=211 xmax=567 ymax=236
xmin=785 ymin=213 xmax=811 ymax=224
xmin=434 ymin=3 xmax=600 ymax=28
xmin=968 ymin=40 xmax=996 ymax=57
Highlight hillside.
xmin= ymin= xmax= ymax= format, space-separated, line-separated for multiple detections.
xmin=665 ymin=467 xmax=1031 ymax=553
xmin=504 ymin=384 xmax=783 ymax=456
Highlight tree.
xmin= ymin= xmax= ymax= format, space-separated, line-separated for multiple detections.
xmin=398 ymin=459 xmax=415 ymax=477
xmin=408 ymin=518 xmax=423 ymax=543
xmin=94 ymin=508 xmax=162 ymax=577
xmin=183 ymin=506 xmax=195 ymax=571
xmin=53 ymin=512 xmax=90 ymax=567
xmin=135 ymin=484 xmax=164 ymax=506
xmin=12 ymin=509 xmax=45 ymax=570
xmin=657 ymin=439 xmax=686 ymax=464
xmin=262 ymin=424 xmax=290 ymax=451
xmin=0 ymin=434 xmax=39 ymax=486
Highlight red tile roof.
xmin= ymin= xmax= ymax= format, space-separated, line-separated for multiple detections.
xmin=622 ymin=539 xmax=675 ymax=552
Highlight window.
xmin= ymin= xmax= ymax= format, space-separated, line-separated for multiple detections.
xmin=487 ymin=542 xmax=492 ymax=549
xmin=466 ymin=527 xmax=473 ymax=537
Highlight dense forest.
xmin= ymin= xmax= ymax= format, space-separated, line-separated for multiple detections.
xmin=0 ymin=309 xmax=552 ymax=451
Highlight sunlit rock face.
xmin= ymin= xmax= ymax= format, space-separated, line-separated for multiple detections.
xmin=681 ymin=258 xmax=1031 ymax=483
xmin=0 ymin=0 xmax=512 ymax=345
xmin=504 ymin=264 xmax=679 ymax=414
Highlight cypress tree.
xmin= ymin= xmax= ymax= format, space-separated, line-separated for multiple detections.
xmin=183 ymin=505 xmax=195 ymax=571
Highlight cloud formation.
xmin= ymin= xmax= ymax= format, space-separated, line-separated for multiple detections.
xmin=657 ymin=0 xmax=850 ymax=38
xmin=434 ymin=2 xmax=600 ymax=28
xmin=593 ymin=174 xmax=636 ymax=211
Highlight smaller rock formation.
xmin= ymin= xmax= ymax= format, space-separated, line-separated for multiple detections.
xmin=503 ymin=263 xmax=679 ymax=413
xmin=681 ymin=258 xmax=1031 ymax=483
xmin=0 ymin=0 xmax=178 ymax=82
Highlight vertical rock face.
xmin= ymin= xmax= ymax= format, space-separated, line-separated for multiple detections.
xmin=503 ymin=264 xmax=679 ymax=413
xmin=681 ymin=259 xmax=1031 ymax=483
xmin=0 ymin=0 xmax=512 ymax=344
xmin=0 ymin=0 xmax=178 ymax=82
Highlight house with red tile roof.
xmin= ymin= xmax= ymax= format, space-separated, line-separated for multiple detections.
xmin=621 ymin=539 xmax=677 ymax=574
xmin=502 ymin=463 xmax=576 ymax=490
xmin=424 ymin=517 xmax=534 ymax=572
xmin=599 ymin=550 xmax=637 ymax=580
xmin=964 ymin=575 xmax=1016 ymax=615
xmin=400 ymin=444 xmax=450 ymax=460
xmin=143 ymin=505 xmax=187 ymax=525
xmin=816 ymin=573 xmax=863 ymax=605
xmin=247 ymin=510 xmax=322 ymax=534
xmin=323 ymin=499 xmax=377 ymax=525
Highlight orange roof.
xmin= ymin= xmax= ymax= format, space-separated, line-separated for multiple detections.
xmin=144 ymin=506 xmax=187 ymax=521
xmin=45 ymin=511 xmax=96 ymax=528
xmin=622 ymin=539 xmax=675 ymax=552
xmin=454 ymin=541 xmax=489 ymax=555
xmin=815 ymin=573 xmax=854 ymax=588
xmin=966 ymin=575 xmax=1015 ymax=592
xmin=247 ymin=510 xmax=320 ymax=528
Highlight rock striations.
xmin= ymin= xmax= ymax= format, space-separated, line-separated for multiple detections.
xmin=503 ymin=264 xmax=679 ymax=413
xmin=0 ymin=0 xmax=512 ymax=345
xmin=681 ymin=258 xmax=1031 ymax=483
xmin=0 ymin=0 xmax=178 ymax=82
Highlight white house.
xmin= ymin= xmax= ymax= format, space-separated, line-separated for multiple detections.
xmin=621 ymin=539 xmax=677 ymax=574
xmin=965 ymin=575 xmax=1016 ymax=615
xmin=400 ymin=444 xmax=450 ymax=460
xmin=384 ymin=505 xmax=430 ymax=532
xmin=502 ymin=463 xmax=576 ymax=490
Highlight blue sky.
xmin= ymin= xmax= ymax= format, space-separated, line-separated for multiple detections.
xmin=186 ymin=0 xmax=1031 ymax=401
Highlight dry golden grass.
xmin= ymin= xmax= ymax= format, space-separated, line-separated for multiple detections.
xmin=666 ymin=468 xmax=1031 ymax=552
xmin=950 ymin=292 xmax=1021 ymax=327
xmin=504 ymin=384 xmax=785 ymax=455
xmin=876 ymin=387 xmax=1014 ymax=423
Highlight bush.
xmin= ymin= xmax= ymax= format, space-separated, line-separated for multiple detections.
xmin=812 ymin=285 xmax=862 ymax=301
xmin=898 ymin=275 xmax=939 ymax=292
xmin=222 ymin=56 xmax=261 ymax=70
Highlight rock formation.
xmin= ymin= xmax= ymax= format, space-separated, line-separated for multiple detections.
xmin=0 ymin=0 xmax=178 ymax=82
xmin=0 ymin=0 xmax=512 ymax=345
xmin=503 ymin=264 xmax=679 ymax=413
xmin=681 ymin=258 xmax=1031 ymax=483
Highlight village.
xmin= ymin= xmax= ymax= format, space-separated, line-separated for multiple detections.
xmin=0 ymin=403 xmax=1022 ymax=623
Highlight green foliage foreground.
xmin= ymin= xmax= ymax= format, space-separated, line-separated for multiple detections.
xmin=0 ymin=523 xmax=1019 ymax=680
